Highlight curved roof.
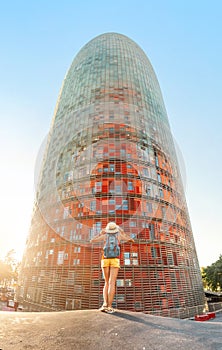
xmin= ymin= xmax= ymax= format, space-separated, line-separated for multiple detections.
xmin=53 ymin=32 xmax=168 ymax=126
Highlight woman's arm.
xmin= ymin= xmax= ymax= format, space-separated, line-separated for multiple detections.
xmin=118 ymin=227 xmax=135 ymax=242
xmin=90 ymin=229 xmax=106 ymax=243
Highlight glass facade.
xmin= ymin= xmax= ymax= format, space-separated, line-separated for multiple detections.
xmin=18 ymin=33 xmax=205 ymax=318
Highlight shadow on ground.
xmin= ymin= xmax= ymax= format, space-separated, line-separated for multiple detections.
xmin=0 ymin=309 xmax=222 ymax=350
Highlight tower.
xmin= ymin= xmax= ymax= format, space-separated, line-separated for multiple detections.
xmin=19 ymin=33 xmax=205 ymax=318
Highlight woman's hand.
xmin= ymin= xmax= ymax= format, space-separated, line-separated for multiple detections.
xmin=99 ymin=228 xmax=106 ymax=235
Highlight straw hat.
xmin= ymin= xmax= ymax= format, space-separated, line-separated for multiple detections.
xmin=105 ymin=222 xmax=119 ymax=233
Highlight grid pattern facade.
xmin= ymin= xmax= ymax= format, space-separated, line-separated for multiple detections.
xmin=18 ymin=33 xmax=205 ymax=318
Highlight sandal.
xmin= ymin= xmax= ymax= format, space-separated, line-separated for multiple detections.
xmin=105 ymin=307 xmax=115 ymax=314
xmin=99 ymin=304 xmax=108 ymax=312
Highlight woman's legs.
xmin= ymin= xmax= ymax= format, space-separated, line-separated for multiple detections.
xmin=107 ymin=267 xmax=119 ymax=308
xmin=102 ymin=267 xmax=110 ymax=306
xmin=101 ymin=266 xmax=119 ymax=308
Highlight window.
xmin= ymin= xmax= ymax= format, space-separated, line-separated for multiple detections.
xmin=146 ymin=202 xmax=153 ymax=213
xmin=90 ymin=201 xmax=96 ymax=211
xmin=74 ymin=246 xmax=81 ymax=253
xmin=149 ymin=224 xmax=155 ymax=239
xmin=146 ymin=186 xmax=151 ymax=196
xmin=155 ymin=156 xmax=159 ymax=167
xmin=89 ymin=228 xmax=94 ymax=240
xmin=124 ymin=252 xmax=138 ymax=265
xmin=115 ymin=185 xmax=122 ymax=193
xmin=125 ymin=279 xmax=132 ymax=287
xmin=159 ymin=188 xmax=164 ymax=198
xmin=128 ymin=181 xmax=134 ymax=190
xmin=57 ymin=251 xmax=64 ymax=265
xmin=116 ymin=279 xmax=124 ymax=287
xmin=124 ymin=259 xmax=131 ymax=265
xmin=151 ymin=247 xmax=156 ymax=258
xmin=143 ymin=167 xmax=149 ymax=176
xmin=135 ymin=301 xmax=142 ymax=309
xmin=167 ymin=254 xmax=174 ymax=265
xmin=73 ymin=259 xmax=80 ymax=265
xmin=130 ymin=221 xmax=136 ymax=227
xmin=122 ymin=199 xmax=128 ymax=210
xmin=95 ymin=182 xmax=102 ymax=192
xmin=116 ymin=295 xmax=125 ymax=302
xmin=157 ymin=173 xmax=161 ymax=183
xmin=95 ymin=222 xmax=102 ymax=233
xmin=64 ymin=171 xmax=73 ymax=182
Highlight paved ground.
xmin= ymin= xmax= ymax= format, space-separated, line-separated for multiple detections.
xmin=0 ymin=309 xmax=222 ymax=350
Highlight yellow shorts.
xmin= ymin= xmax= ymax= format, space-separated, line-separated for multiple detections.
xmin=101 ymin=258 xmax=120 ymax=268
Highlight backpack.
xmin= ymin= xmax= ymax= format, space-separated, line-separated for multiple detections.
xmin=103 ymin=232 xmax=120 ymax=258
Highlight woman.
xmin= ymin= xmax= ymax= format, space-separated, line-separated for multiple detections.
xmin=90 ymin=221 xmax=134 ymax=313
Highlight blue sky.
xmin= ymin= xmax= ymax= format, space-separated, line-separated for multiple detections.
xmin=0 ymin=0 xmax=221 ymax=267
